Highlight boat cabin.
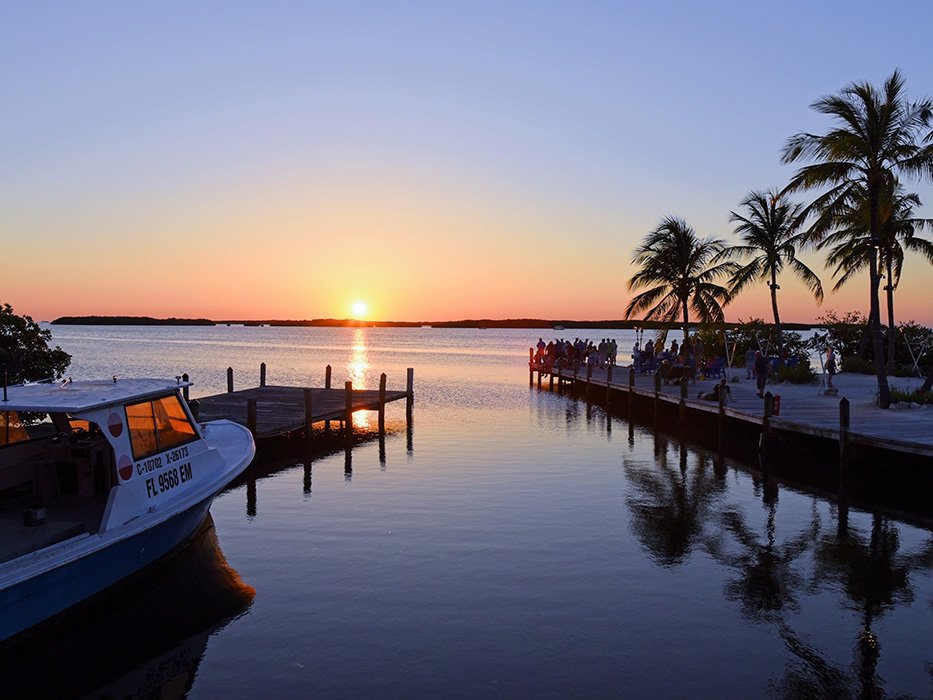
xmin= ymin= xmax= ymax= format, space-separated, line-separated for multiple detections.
xmin=0 ymin=379 xmax=200 ymax=565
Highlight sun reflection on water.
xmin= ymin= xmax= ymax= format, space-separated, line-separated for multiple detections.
xmin=347 ymin=328 xmax=371 ymax=429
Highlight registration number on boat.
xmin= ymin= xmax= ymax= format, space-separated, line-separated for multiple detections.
xmin=145 ymin=462 xmax=193 ymax=498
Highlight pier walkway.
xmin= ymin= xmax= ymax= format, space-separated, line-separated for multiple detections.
xmin=191 ymin=365 xmax=413 ymax=441
xmin=531 ymin=361 xmax=933 ymax=459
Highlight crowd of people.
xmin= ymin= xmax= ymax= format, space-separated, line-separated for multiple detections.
xmin=533 ymin=337 xmax=619 ymax=370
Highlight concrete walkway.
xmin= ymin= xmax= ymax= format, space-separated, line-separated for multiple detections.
xmin=544 ymin=363 xmax=933 ymax=456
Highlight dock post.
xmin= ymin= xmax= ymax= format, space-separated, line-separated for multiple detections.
xmin=182 ymin=373 xmax=189 ymax=401
xmin=679 ymin=376 xmax=688 ymax=421
xmin=260 ymin=362 xmax=266 ymax=387
xmin=406 ymin=368 xmax=415 ymax=417
xmin=718 ymin=388 xmax=726 ymax=447
xmin=303 ymin=388 xmax=313 ymax=448
xmin=839 ymin=397 xmax=850 ymax=472
xmin=557 ymin=366 xmax=563 ymax=394
xmin=606 ymin=364 xmax=613 ymax=406
xmin=529 ymin=349 xmax=535 ymax=386
xmin=549 ymin=368 xmax=554 ymax=391
xmin=246 ymin=398 xmax=257 ymax=437
xmin=653 ymin=372 xmax=661 ymax=423
xmin=324 ymin=365 xmax=332 ymax=434
xmin=585 ymin=364 xmax=592 ymax=401
xmin=378 ymin=373 xmax=387 ymax=437
xmin=227 ymin=367 xmax=234 ymax=393
xmin=572 ymin=364 xmax=578 ymax=397
xmin=628 ymin=367 xmax=635 ymax=415
xmin=344 ymin=381 xmax=353 ymax=445
xmin=761 ymin=392 xmax=774 ymax=449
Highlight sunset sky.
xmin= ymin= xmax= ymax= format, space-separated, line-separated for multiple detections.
xmin=4 ymin=1 xmax=933 ymax=324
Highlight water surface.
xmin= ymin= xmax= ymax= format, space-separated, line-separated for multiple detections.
xmin=6 ymin=325 xmax=929 ymax=698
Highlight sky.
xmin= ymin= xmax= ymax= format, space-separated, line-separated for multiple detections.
xmin=3 ymin=1 xmax=933 ymax=324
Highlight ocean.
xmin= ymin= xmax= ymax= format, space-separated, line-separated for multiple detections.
xmin=4 ymin=324 xmax=931 ymax=698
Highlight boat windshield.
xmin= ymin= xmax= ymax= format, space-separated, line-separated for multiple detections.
xmin=126 ymin=394 xmax=197 ymax=459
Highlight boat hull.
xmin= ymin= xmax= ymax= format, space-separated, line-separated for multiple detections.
xmin=0 ymin=497 xmax=213 ymax=644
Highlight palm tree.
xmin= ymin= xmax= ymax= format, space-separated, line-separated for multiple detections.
xmin=819 ymin=181 xmax=933 ymax=370
xmin=782 ymin=69 xmax=933 ymax=407
xmin=723 ymin=190 xmax=824 ymax=353
xmin=625 ymin=216 xmax=737 ymax=342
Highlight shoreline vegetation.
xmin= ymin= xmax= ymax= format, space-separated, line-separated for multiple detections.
xmin=49 ymin=316 xmax=822 ymax=330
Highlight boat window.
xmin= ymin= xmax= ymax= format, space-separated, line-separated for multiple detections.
xmin=0 ymin=411 xmax=30 ymax=446
xmin=1 ymin=411 xmax=55 ymax=447
xmin=126 ymin=394 xmax=197 ymax=459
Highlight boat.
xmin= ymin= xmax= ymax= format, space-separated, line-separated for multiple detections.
xmin=0 ymin=377 xmax=255 ymax=644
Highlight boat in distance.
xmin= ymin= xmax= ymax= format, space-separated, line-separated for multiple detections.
xmin=0 ymin=377 xmax=255 ymax=644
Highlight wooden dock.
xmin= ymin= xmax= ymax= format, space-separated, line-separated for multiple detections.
xmin=191 ymin=364 xmax=412 ymax=441
xmin=529 ymin=356 xmax=933 ymax=462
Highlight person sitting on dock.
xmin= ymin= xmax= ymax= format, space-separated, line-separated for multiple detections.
xmin=698 ymin=378 xmax=730 ymax=403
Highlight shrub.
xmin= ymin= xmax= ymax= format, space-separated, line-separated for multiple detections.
xmin=889 ymin=386 xmax=933 ymax=405
xmin=841 ymin=356 xmax=872 ymax=374
xmin=775 ymin=362 xmax=816 ymax=384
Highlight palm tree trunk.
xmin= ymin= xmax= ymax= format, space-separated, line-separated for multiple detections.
xmin=868 ymin=195 xmax=892 ymax=408
xmin=682 ymin=300 xmax=690 ymax=345
xmin=770 ymin=272 xmax=783 ymax=355
xmin=885 ymin=257 xmax=895 ymax=373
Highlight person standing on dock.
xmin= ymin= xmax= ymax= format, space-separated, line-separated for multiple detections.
xmin=745 ymin=347 xmax=756 ymax=379
xmin=825 ymin=346 xmax=837 ymax=388
xmin=754 ymin=350 xmax=769 ymax=398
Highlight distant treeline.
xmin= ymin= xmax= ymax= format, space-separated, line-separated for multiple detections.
xmin=227 ymin=319 xmax=424 ymax=328
xmin=49 ymin=315 xmax=818 ymax=330
xmin=430 ymin=318 xmax=815 ymax=330
xmin=52 ymin=316 xmax=215 ymax=326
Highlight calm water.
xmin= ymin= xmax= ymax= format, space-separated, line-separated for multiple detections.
xmin=5 ymin=325 xmax=931 ymax=699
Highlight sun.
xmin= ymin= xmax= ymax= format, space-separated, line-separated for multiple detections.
xmin=351 ymin=300 xmax=367 ymax=319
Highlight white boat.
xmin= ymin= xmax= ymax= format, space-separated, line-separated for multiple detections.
xmin=0 ymin=377 xmax=255 ymax=644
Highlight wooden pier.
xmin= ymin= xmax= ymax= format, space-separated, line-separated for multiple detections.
xmin=529 ymin=354 xmax=933 ymax=464
xmin=191 ymin=364 xmax=412 ymax=441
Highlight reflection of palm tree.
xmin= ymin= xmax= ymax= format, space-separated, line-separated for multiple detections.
xmin=623 ymin=435 xmax=725 ymax=566
xmin=805 ymin=514 xmax=930 ymax=700
xmin=710 ymin=487 xmax=819 ymax=623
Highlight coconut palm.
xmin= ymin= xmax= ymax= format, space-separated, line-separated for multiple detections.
xmin=819 ymin=181 xmax=933 ymax=370
xmin=625 ymin=216 xmax=737 ymax=342
xmin=723 ymin=190 xmax=824 ymax=352
xmin=782 ymin=69 xmax=933 ymax=407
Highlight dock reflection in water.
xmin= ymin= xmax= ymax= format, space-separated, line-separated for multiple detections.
xmin=0 ymin=516 xmax=254 ymax=699
xmin=622 ymin=429 xmax=933 ymax=698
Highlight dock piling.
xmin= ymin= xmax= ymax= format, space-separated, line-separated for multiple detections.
xmin=182 ymin=373 xmax=189 ymax=401
xmin=303 ymin=388 xmax=313 ymax=447
xmin=679 ymin=377 xmax=688 ymax=421
xmin=378 ymin=373 xmax=387 ymax=436
xmin=260 ymin=362 xmax=266 ymax=387
xmin=839 ymin=397 xmax=850 ymax=472
xmin=227 ymin=367 xmax=234 ymax=393
xmin=628 ymin=367 xmax=635 ymax=415
xmin=653 ymin=372 xmax=661 ymax=423
xmin=325 ymin=365 xmax=332 ymax=433
xmin=344 ymin=381 xmax=353 ymax=445
xmin=529 ymin=348 xmax=535 ymax=386
xmin=247 ymin=398 xmax=257 ymax=436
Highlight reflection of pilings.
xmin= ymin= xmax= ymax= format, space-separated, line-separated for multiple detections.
xmin=344 ymin=446 xmax=352 ymax=480
xmin=628 ymin=421 xmax=635 ymax=448
xmin=344 ymin=381 xmax=353 ymax=446
xmin=303 ymin=461 xmax=312 ymax=494
xmin=246 ymin=478 xmax=257 ymax=518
